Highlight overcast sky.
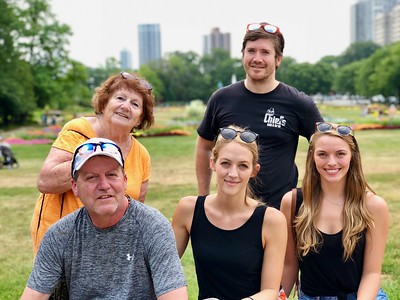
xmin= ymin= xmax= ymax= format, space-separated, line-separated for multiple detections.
xmin=50 ymin=0 xmax=358 ymax=69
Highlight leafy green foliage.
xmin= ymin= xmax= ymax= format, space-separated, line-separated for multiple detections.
xmin=2 ymin=0 xmax=399 ymax=128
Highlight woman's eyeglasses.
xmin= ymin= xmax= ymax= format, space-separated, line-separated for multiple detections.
xmin=71 ymin=142 xmax=124 ymax=176
xmin=120 ymin=72 xmax=153 ymax=91
xmin=316 ymin=122 xmax=353 ymax=136
xmin=247 ymin=22 xmax=280 ymax=34
xmin=219 ymin=127 xmax=259 ymax=143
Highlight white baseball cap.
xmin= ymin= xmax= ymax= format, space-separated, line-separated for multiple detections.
xmin=71 ymin=138 xmax=124 ymax=177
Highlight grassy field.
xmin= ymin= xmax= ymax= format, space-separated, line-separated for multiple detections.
xmin=0 ymin=106 xmax=399 ymax=299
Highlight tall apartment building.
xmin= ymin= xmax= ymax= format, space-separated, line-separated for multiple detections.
xmin=375 ymin=1 xmax=400 ymax=45
xmin=203 ymin=27 xmax=231 ymax=56
xmin=120 ymin=48 xmax=132 ymax=70
xmin=389 ymin=4 xmax=400 ymax=43
xmin=138 ymin=24 xmax=161 ymax=67
xmin=351 ymin=0 xmax=372 ymax=43
xmin=351 ymin=0 xmax=400 ymax=45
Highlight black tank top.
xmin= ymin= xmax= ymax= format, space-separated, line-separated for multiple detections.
xmin=190 ymin=196 xmax=266 ymax=300
xmin=299 ymin=230 xmax=366 ymax=297
xmin=294 ymin=188 xmax=366 ymax=297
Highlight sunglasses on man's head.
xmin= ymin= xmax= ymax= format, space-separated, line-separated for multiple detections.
xmin=247 ymin=22 xmax=280 ymax=34
xmin=120 ymin=72 xmax=153 ymax=91
xmin=316 ymin=122 xmax=353 ymax=136
xmin=71 ymin=142 xmax=124 ymax=176
xmin=219 ymin=127 xmax=259 ymax=143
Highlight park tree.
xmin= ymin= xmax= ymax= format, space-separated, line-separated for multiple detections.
xmin=0 ymin=0 xmax=35 ymax=126
xmin=369 ymin=42 xmax=400 ymax=97
xmin=157 ymin=51 xmax=206 ymax=102
xmin=355 ymin=51 xmax=384 ymax=97
xmin=276 ymin=56 xmax=297 ymax=83
xmin=354 ymin=43 xmax=400 ymax=98
xmin=337 ymin=41 xmax=381 ymax=67
xmin=284 ymin=62 xmax=334 ymax=95
xmin=60 ymin=60 xmax=91 ymax=108
xmin=86 ymin=57 xmax=122 ymax=98
xmin=333 ymin=61 xmax=363 ymax=95
xmin=318 ymin=55 xmax=340 ymax=68
xmin=137 ymin=64 xmax=164 ymax=103
xmin=232 ymin=58 xmax=245 ymax=82
xmin=16 ymin=0 xmax=72 ymax=109
xmin=87 ymin=66 xmax=114 ymax=93
xmin=312 ymin=62 xmax=335 ymax=95
xmin=201 ymin=48 xmax=236 ymax=94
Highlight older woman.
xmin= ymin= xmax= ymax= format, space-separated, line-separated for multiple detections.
xmin=31 ymin=72 xmax=154 ymax=255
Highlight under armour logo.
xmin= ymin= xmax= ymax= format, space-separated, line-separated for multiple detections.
xmin=126 ymin=253 xmax=133 ymax=261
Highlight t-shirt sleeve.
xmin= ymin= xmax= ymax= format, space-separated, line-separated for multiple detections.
xmin=300 ymin=97 xmax=324 ymax=140
xmin=53 ymin=118 xmax=93 ymax=153
xmin=141 ymin=208 xmax=187 ymax=297
xmin=26 ymin=219 xmax=72 ymax=294
xmin=197 ymin=92 xmax=220 ymax=141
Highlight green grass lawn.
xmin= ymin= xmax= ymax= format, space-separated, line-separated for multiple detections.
xmin=0 ymin=106 xmax=399 ymax=299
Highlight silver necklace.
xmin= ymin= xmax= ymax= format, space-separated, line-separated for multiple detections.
xmin=324 ymin=198 xmax=344 ymax=206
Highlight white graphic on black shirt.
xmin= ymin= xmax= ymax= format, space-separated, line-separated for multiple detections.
xmin=264 ymin=107 xmax=286 ymax=128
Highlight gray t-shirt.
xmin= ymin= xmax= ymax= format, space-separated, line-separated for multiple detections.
xmin=27 ymin=199 xmax=186 ymax=299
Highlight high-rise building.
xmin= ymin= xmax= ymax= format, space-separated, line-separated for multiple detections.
xmin=375 ymin=10 xmax=391 ymax=45
xmin=120 ymin=48 xmax=132 ymax=70
xmin=375 ymin=1 xmax=400 ymax=45
xmin=138 ymin=24 xmax=161 ymax=67
xmin=390 ymin=3 xmax=400 ymax=43
xmin=351 ymin=0 xmax=400 ymax=45
xmin=203 ymin=27 xmax=231 ymax=56
xmin=351 ymin=0 xmax=373 ymax=43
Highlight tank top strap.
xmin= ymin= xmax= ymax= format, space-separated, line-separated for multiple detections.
xmin=195 ymin=195 xmax=206 ymax=209
xmin=252 ymin=205 xmax=267 ymax=226
xmin=191 ymin=196 xmax=207 ymax=230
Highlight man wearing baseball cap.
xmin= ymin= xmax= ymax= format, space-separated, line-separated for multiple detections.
xmin=21 ymin=138 xmax=188 ymax=300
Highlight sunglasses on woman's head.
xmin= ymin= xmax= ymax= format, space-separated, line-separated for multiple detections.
xmin=219 ymin=127 xmax=259 ymax=143
xmin=315 ymin=122 xmax=353 ymax=136
xmin=246 ymin=22 xmax=280 ymax=34
xmin=120 ymin=72 xmax=153 ymax=91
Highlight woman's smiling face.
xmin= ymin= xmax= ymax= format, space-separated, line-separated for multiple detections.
xmin=103 ymin=88 xmax=143 ymax=130
xmin=211 ymin=141 xmax=259 ymax=196
xmin=313 ymin=135 xmax=352 ymax=184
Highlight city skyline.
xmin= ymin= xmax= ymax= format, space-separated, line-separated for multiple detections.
xmin=50 ymin=0 xmax=358 ymax=69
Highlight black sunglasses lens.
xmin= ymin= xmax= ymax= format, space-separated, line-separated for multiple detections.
xmin=337 ymin=126 xmax=351 ymax=136
xmin=240 ymin=131 xmax=257 ymax=143
xmin=220 ymin=128 xmax=237 ymax=140
xmin=317 ymin=123 xmax=332 ymax=132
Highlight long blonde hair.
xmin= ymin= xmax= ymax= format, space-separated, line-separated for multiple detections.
xmin=295 ymin=130 xmax=375 ymax=260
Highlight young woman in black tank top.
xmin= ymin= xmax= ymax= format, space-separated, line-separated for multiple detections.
xmin=173 ymin=125 xmax=287 ymax=300
xmin=280 ymin=122 xmax=389 ymax=300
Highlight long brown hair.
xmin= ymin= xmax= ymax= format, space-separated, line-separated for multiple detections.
xmin=295 ymin=130 xmax=375 ymax=260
